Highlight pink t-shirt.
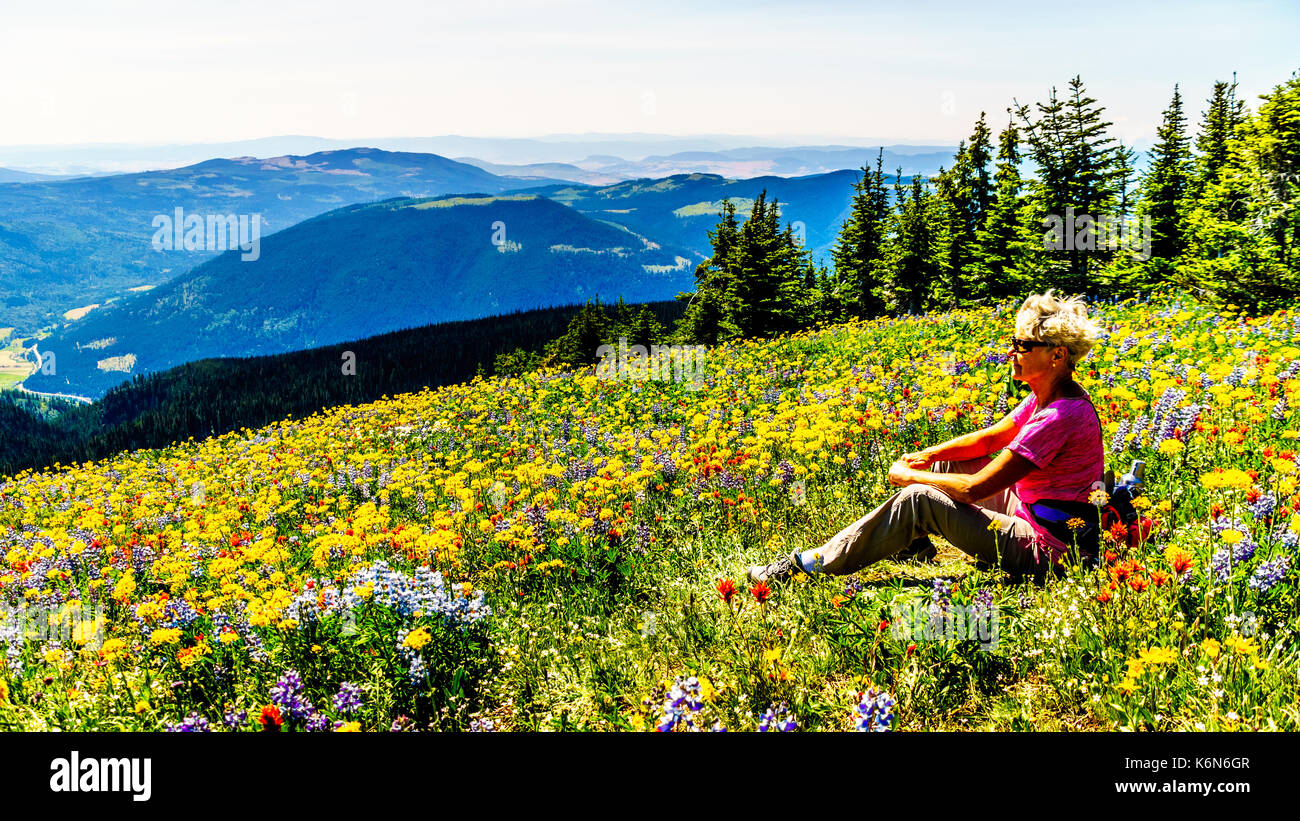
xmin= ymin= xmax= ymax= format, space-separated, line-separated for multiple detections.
xmin=1003 ymin=390 xmax=1105 ymax=558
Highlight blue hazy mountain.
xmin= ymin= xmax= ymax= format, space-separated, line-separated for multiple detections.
xmin=24 ymin=194 xmax=697 ymax=398
xmin=0 ymin=148 xmax=567 ymax=333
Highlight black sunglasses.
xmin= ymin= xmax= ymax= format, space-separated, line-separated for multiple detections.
xmin=1010 ymin=337 xmax=1057 ymax=353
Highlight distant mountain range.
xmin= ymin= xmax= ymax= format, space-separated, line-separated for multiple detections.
xmin=458 ymin=145 xmax=944 ymax=185
xmin=0 ymin=148 xmax=566 ymax=333
xmin=0 ymin=167 xmax=65 ymax=183
xmin=0 ymin=134 xmax=963 ymax=176
xmin=23 ymin=194 xmax=697 ymax=398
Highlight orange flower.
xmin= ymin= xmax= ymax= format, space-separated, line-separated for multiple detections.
xmin=1168 ymin=550 xmax=1194 ymax=576
xmin=750 ymin=581 xmax=772 ymax=604
xmin=1096 ymin=589 xmax=1113 ymax=604
xmin=259 ymin=705 xmax=283 ymax=732
xmin=1108 ymin=522 xmax=1129 ymax=543
xmin=1129 ymin=575 xmax=1149 ymax=593
xmin=717 ymin=578 xmax=737 ymax=605
xmin=1150 ymin=570 xmax=1170 ymax=587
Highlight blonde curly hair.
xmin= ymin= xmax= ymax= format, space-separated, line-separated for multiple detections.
xmin=1015 ymin=290 xmax=1100 ymax=371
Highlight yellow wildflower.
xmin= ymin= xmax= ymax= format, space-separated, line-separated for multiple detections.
xmin=1224 ymin=635 xmax=1257 ymax=655
xmin=1138 ymin=646 xmax=1178 ymax=666
xmin=403 ymin=627 xmax=433 ymax=651
xmin=149 ymin=628 xmax=182 ymax=645
xmin=1201 ymin=638 xmax=1221 ymax=659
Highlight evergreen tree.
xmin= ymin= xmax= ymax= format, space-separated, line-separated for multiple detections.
xmin=545 ymin=299 xmax=609 ymax=366
xmin=625 ymin=306 xmax=665 ymax=349
xmin=1192 ymin=78 xmax=1249 ymax=198
xmin=1138 ymin=86 xmax=1193 ymax=282
xmin=721 ymin=191 xmax=797 ymax=339
xmin=931 ymin=162 xmax=966 ymax=306
xmin=1015 ymin=76 xmax=1130 ymax=293
xmin=831 ymin=150 xmax=891 ymax=318
xmin=885 ymin=171 xmax=938 ymax=314
xmin=968 ymin=111 xmax=995 ymax=221
xmin=674 ymin=200 xmax=739 ymax=344
xmin=972 ymin=118 xmax=1032 ymax=299
xmin=1182 ymin=72 xmax=1300 ymax=312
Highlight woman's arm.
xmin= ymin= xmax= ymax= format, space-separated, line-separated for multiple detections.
xmin=889 ymin=448 xmax=1036 ymax=505
xmin=903 ymin=412 xmax=1022 ymax=467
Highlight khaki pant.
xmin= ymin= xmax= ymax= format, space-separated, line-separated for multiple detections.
xmin=813 ymin=457 xmax=1045 ymax=576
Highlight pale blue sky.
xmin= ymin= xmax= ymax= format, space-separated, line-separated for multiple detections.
xmin=1 ymin=0 xmax=1295 ymax=146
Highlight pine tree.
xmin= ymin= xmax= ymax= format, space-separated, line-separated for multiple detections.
xmin=545 ymin=299 xmax=609 ymax=366
xmin=1192 ymin=78 xmax=1249 ymax=198
xmin=1182 ymin=72 xmax=1300 ymax=312
xmin=972 ymin=118 xmax=1032 ymax=299
xmin=674 ymin=200 xmax=739 ymax=344
xmin=1015 ymin=76 xmax=1130 ymax=293
xmin=885 ymin=171 xmax=938 ymax=314
xmin=1138 ymin=86 xmax=1193 ymax=282
xmin=968 ymin=112 xmax=995 ymax=222
xmin=931 ymin=162 xmax=966 ymax=306
xmin=831 ymin=150 xmax=891 ymax=318
xmin=721 ymin=191 xmax=795 ymax=339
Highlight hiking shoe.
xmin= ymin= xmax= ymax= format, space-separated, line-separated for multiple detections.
xmin=747 ymin=551 xmax=803 ymax=584
xmin=897 ymin=535 xmax=937 ymax=564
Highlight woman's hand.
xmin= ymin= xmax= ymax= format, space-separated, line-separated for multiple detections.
xmin=901 ymin=448 xmax=934 ymax=469
xmin=888 ymin=460 xmax=915 ymax=487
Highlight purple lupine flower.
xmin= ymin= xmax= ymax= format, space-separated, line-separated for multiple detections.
xmin=305 ymin=712 xmax=331 ymax=732
xmin=854 ymin=688 xmax=896 ymax=732
xmin=1248 ymin=556 xmax=1290 ymax=592
xmin=333 ymin=682 xmax=363 ymax=715
xmin=223 ymin=706 xmax=248 ymax=730
xmin=1246 ymin=491 xmax=1277 ymax=522
xmin=270 ymin=669 xmax=314 ymax=722
xmin=757 ymin=702 xmax=797 ymax=732
xmin=166 ymin=712 xmax=211 ymax=732
xmin=655 ymin=676 xmax=704 ymax=732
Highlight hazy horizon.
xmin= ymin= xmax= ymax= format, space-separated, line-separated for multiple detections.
xmin=2 ymin=0 xmax=1296 ymax=150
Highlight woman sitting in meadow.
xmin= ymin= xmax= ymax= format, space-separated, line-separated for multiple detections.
xmin=749 ymin=291 xmax=1106 ymax=584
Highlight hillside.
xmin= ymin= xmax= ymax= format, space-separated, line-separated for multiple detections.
xmin=1 ymin=293 xmax=1297 ymax=732
xmin=513 ymin=170 xmax=868 ymax=261
xmin=23 ymin=194 xmax=697 ymax=398
xmin=0 ymin=300 xmax=685 ymax=475
xmin=0 ymin=148 xmax=564 ymax=333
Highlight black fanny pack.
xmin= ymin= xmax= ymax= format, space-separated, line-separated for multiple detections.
xmin=1024 ymin=499 xmax=1101 ymax=560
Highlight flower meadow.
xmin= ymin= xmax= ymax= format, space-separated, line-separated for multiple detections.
xmin=2 ymin=291 xmax=1298 ymax=732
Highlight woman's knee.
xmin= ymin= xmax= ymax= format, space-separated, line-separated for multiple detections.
xmin=900 ymin=483 xmax=948 ymax=506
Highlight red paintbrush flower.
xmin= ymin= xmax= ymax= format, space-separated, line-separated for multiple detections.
xmin=717 ymin=578 xmax=737 ymax=604
xmin=750 ymin=581 xmax=771 ymax=604
xmin=259 ymin=705 xmax=283 ymax=732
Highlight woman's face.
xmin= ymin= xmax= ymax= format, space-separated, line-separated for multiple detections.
xmin=1010 ymin=336 xmax=1068 ymax=383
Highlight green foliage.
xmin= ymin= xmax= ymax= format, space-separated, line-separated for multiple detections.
xmin=1137 ymin=86 xmax=1194 ymax=285
xmin=673 ymin=193 xmax=818 ymax=344
xmin=1179 ymin=72 xmax=1300 ymax=312
xmin=832 ymin=150 xmax=891 ymax=318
